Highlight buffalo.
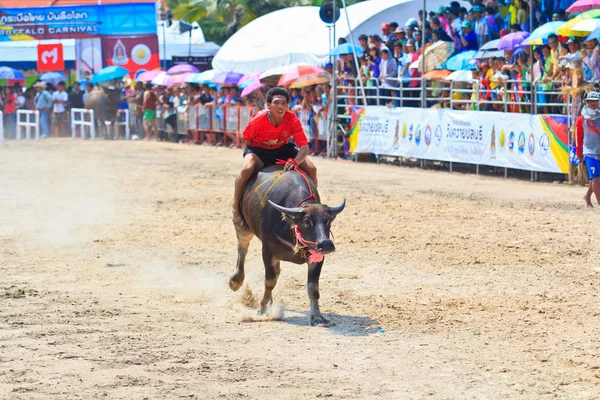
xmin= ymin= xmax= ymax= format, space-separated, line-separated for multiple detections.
xmin=85 ymin=85 xmax=124 ymax=139
xmin=229 ymin=165 xmax=345 ymax=326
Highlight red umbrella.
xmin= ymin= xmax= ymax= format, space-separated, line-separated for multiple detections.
xmin=278 ymin=64 xmax=325 ymax=86
xmin=567 ymin=0 xmax=600 ymax=13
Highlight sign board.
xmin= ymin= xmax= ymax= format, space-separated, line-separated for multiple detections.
xmin=102 ymin=35 xmax=160 ymax=75
xmin=0 ymin=3 xmax=157 ymax=41
xmin=172 ymin=56 xmax=213 ymax=72
xmin=37 ymin=43 xmax=64 ymax=71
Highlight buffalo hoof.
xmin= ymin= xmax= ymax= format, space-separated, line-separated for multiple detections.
xmin=310 ymin=315 xmax=336 ymax=327
xmin=229 ymin=275 xmax=244 ymax=292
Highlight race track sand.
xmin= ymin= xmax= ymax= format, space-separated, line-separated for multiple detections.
xmin=1 ymin=139 xmax=599 ymax=399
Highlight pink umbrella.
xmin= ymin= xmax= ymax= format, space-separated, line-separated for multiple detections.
xmin=151 ymin=71 xmax=172 ymax=86
xmin=278 ymin=64 xmax=325 ymax=86
xmin=137 ymin=70 xmax=164 ymax=82
xmin=167 ymin=63 xmax=199 ymax=75
xmin=241 ymin=79 xmax=264 ymax=97
xmin=567 ymin=0 xmax=600 ymax=13
xmin=170 ymin=72 xmax=194 ymax=86
xmin=238 ymin=72 xmax=261 ymax=86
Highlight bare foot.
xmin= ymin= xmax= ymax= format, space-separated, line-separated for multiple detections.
xmin=584 ymin=194 xmax=594 ymax=208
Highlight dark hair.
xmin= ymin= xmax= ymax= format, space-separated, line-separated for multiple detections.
xmin=450 ymin=1 xmax=460 ymax=8
xmin=459 ymin=6 xmax=467 ymax=13
xmin=431 ymin=16 xmax=440 ymax=26
xmin=338 ymin=37 xmax=347 ymax=44
xmin=145 ymin=82 xmax=154 ymax=90
xmin=58 ymin=81 xmax=65 ymax=86
xmin=381 ymin=48 xmax=389 ymax=55
xmin=358 ymin=34 xmax=368 ymax=42
xmin=266 ymin=87 xmax=291 ymax=103
xmin=389 ymin=22 xmax=398 ymax=30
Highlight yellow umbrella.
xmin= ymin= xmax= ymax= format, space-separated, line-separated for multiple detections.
xmin=556 ymin=9 xmax=600 ymax=37
xmin=289 ymin=73 xmax=331 ymax=88
xmin=411 ymin=41 xmax=455 ymax=73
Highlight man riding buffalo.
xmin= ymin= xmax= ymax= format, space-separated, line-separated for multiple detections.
xmin=232 ymin=87 xmax=318 ymax=228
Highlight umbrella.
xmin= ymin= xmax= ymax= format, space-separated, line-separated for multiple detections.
xmin=556 ymin=9 xmax=600 ymax=37
xmin=151 ymin=71 xmax=172 ymax=86
xmin=241 ymin=79 xmax=264 ymax=97
xmin=570 ymin=19 xmax=600 ymax=34
xmin=136 ymin=70 xmax=163 ymax=83
xmin=473 ymin=49 xmax=505 ymax=60
xmin=187 ymin=69 xmax=216 ymax=84
xmin=39 ymin=71 xmax=67 ymax=86
xmin=289 ymin=73 xmax=331 ymax=88
xmin=498 ymin=31 xmax=530 ymax=50
xmin=212 ymin=71 xmax=244 ymax=85
xmin=278 ymin=64 xmax=325 ymax=86
xmin=522 ymin=21 xmax=565 ymax=45
xmin=170 ymin=72 xmax=194 ymax=86
xmin=479 ymin=39 xmax=501 ymax=51
xmin=0 ymin=66 xmax=25 ymax=84
xmin=567 ymin=0 xmax=600 ymax=13
xmin=442 ymin=50 xmax=478 ymax=71
xmin=167 ymin=63 xmax=199 ymax=75
xmin=410 ymin=41 xmax=455 ymax=73
xmin=91 ymin=66 xmax=129 ymax=84
xmin=421 ymin=69 xmax=452 ymax=79
xmin=259 ymin=64 xmax=303 ymax=86
xmin=237 ymin=72 xmax=261 ymax=88
xmin=446 ymin=69 xmax=476 ymax=82
xmin=330 ymin=43 xmax=364 ymax=56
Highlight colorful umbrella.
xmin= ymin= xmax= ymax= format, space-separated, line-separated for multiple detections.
xmin=411 ymin=41 xmax=455 ymax=73
xmin=498 ymin=31 xmax=530 ymax=50
xmin=330 ymin=43 xmax=364 ymax=56
xmin=278 ymin=64 xmax=325 ymax=86
xmin=556 ymin=9 xmax=600 ymax=37
xmin=170 ymin=72 xmax=194 ymax=86
xmin=0 ymin=66 xmax=25 ymax=82
xmin=479 ymin=39 xmax=501 ymax=51
xmin=151 ymin=71 xmax=172 ymax=86
xmin=167 ymin=63 xmax=199 ymax=75
xmin=587 ymin=25 xmax=600 ymax=40
xmin=238 ymin=72 xmax=261 ymax=87
xmin=473 ymin=49 xmax=505 ymax=60
xmin=137 ymin=70 xmax=163 ymax=83
xmin=567 ymin=0 xmax=600 ymax=13
xmin=570 ymin=19 xmax=600 ymax=34
xmin=212 ymin=71 xmax=244 ymax=85
xmin=421 ymin=69 xmax=452 ymax=79
xmin=90 ymin=66 xmax=128 ymax=84
xmin=442 ymin=50 xmax=478 ymax=71
xmin=446 ymin=69 xmax=476 ymax=82
xmin=241 ymin=79 xmax=264 ymax=97
xmin=39 ymin=71 xmax=67 ymax=86
xmin=522 ymin=21 xmax=565 ymax=45
xmin=187 ymin=69 xmax=216 ymax=84
xmin=259 ymin=64 xmax=301 ymax=86
xmin=289 ymin=73 xmax=331 ymax=88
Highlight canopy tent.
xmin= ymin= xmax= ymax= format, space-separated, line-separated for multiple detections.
xmin=157 ymin=20 xmax=220 ymax=61
xmin=212 ymin=0 xmax=468 ymax=74
xmin=0 ymin=39 xmax=76 ymax=70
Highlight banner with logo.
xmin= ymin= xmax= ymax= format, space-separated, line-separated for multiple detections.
xmin=102 ymin=35 xmax=160 ymax=76
xmin=37 ymin=43 xmax=64 ymax=71
xmin=0 ymin=3 xmax=157 ymax=41
xmin=350 ymin=106 xmax=569 ymax=174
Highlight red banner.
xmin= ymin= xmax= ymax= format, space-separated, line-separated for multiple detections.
xmin=37 ymin=43 xmax=65 ymax=71
xmin=101 ymin=35 xmax=160 ymax=76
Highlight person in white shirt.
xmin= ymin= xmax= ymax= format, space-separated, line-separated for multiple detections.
xmin=52 ymin=81 xmax=69 ymax=137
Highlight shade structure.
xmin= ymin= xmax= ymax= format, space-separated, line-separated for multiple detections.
xmin=498 ymin=31 xmax=530 ymax=50
xmin=241 ymin=79 xmax=264 ymax=97
xmin=212 ymin=71 xmax=244 ymax=85
xmin=151 ymin=71 xmax=172 ymax=86
xmin=170 ymin=72 xmax=194 ymax=86
xmin=91 ymin=66 xmax=129 ymax=84
xmin=556 ymin=9 xmax=600 ymax=37
xmin=39 ymin=72 xmax=67 ymax=86
xmin=137 ymin=70 xmax=164 ymax=83
xmin=289 ymin=73 xmax=331 ymax=88
xmin=567 ymin=0 xmax=600 ymax=13
xmin=411 ymin=41 xmax=455 ymax=73
xmin=446 ymin=69 xmax=476 ymax=82
xmin=187 ymin=69 xmax=216 ymax=84
xmin=278 ymin=64 xmax=325 ymax=86
xmin=522 ymin=21 xmax=565 ymax=45
xmin=442 ymin=50 xmax=478 ymax=71
xmin=167 ymin=63 xmax=199 ymax=75
xmin=330 ymin=43 xmax=364 ymax=56
xmin=421 ymin=69 xmax=452 ymax=79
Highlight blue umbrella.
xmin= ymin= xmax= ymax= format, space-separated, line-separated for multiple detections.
xmin=90 ymin=66 xmax=129 ymax=84
xmin=587 ymin=25 xmax=600 ymax=41
xmin=522 ymin=21 xmax=564 ymax=45
xmin=442 ymin=51 xmax=478 ymax=71
xmin=330 ymin=43 xmax=364 ymax=56
xmin=40 ymin=72 xmax=67 ymax=86
xmin=0 ymin=66 xmax=25 ymax=81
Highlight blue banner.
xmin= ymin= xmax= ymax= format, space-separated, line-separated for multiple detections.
xmin=0 ymin=3 xmax=157 ymax=41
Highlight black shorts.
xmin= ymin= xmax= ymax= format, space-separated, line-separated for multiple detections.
xmin=243 ymin=142 xmax=299 ymax=167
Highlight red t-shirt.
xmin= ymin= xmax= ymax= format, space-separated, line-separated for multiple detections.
xmin=243 ymin=110 xmax=308 ymax=150
xmin=3 ymin=93 xmax=15 ymax=114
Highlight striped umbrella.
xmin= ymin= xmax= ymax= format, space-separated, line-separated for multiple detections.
xmin=278 ymin=64 xmax=325 ymax=86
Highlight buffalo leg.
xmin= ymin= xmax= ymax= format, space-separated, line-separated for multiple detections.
xmin=307 ymin=261 xmax=333 ymax=326
xmin=259 ymin=249 xmax=280 ymax=314
xmin=229 ymin=228 xmax=253 ymax=291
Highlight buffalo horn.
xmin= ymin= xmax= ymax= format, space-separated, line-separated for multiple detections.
xmin=268 ymin=200 xmax=304 ymax=217
xmin=329 ymin=198 xmax=346 ymax=215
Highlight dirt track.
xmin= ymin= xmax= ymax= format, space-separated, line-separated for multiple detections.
xmin=1 ymin=139 xmax=599 ymax=399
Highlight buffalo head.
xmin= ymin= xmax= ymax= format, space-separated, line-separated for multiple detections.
xmin=268 ymin=199 xmax=345 ymax=255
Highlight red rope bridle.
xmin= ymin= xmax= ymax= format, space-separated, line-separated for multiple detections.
xmin=275 ymin=158 xmax=329 ymax=263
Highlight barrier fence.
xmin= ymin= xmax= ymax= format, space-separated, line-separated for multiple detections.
xmin=16 ymin=110 xmax=40 ymax=141
xmin=71 ymin=108 xmax=96 ymax=140
xmin=0 ymin=111 xmax=3 ymax=142
xmin=116 ymin=109 xmax=131 ymax=140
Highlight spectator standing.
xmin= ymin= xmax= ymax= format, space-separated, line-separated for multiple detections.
xmin=379 ymin=48 xmax=398 ymax=106
xmin=3 ymin=87 xmax=16 ymax=139
xmin=34 ymin=81 xmax=52 ymax=138
xmin=460 ymin=21 xmax=479 ymax=51
xmin=471 ymin=6 xmax=490 ymax=48
xmin=381 ymin=23 xmax=390 ymax=42
xmin=51 ymin=81 xmax=69 ymax=137
xmin=575 ymin=92 xmax=600 ymax=207
xmin=69 ymin=82 xmax=85 ymax=109
xmin=582 ymin=38 xmax=600 ymax=82
xmin=142 ymin=82 xmax=158 ymax=141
